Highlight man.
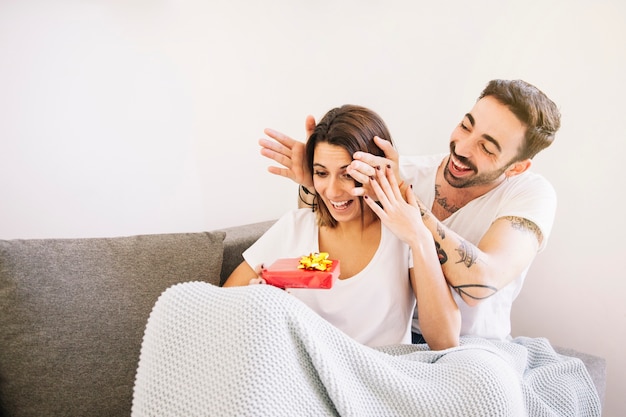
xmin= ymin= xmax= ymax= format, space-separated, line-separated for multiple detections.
xmin=259 ymin=79 xmax=561 ymax=341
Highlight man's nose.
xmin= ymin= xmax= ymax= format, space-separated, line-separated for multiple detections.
xmin=452 ymin=136 xmax=473 ymax=158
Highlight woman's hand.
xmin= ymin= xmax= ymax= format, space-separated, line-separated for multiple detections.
xmin=346 ymin=136 xmax=403 ymax=198
xmin=258 ymin=115 xmax=316 ymax=190
xmin=363 ymin=165 xmax=428 ymax=246
xmin=248 ymin=264 xmax=267 ymax=285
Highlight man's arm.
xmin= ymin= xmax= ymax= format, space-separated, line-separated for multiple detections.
xmin=418 ymin=202 xmax=542 ymax=306
xmin=346 ymin=143 xmax=544 ymax=307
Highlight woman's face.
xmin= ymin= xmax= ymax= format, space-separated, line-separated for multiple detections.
xmin=313 ymin=142 xmax=364 ymax=224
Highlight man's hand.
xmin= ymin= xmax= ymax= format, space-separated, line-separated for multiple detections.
xmin=346 ymin=136 xmax=402 ymax=197
xmin=258 ymin=115 xmax=316 ymax=189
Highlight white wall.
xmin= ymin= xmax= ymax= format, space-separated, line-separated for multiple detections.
xmin=1 ymin=0 xmax=624 ymax=415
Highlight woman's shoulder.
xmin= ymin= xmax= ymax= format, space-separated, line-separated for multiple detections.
xmin=274 ymin=208 xmax=317 ymax=229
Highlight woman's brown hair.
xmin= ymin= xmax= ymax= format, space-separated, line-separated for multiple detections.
xmin=305 ymin=104 xmax=395 ymax=228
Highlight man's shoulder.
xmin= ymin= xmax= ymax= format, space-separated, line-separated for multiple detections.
xmin=509 ymin=170 xmax=556 ymax=195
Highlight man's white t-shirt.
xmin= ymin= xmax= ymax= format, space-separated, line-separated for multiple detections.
xmin=400 ymin=154 xmax=557 ymax=340
xmin=243 ymin=208 xmax=415 ymax=347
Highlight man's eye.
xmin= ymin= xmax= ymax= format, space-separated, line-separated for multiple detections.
xmin=481 ymin=145 xmax=495 ymax=156
xmin=460 ymin=122 xmax=470 ymax=131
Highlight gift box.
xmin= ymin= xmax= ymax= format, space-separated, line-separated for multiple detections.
xmin=261 ymin=256 xmax=340 ymax=289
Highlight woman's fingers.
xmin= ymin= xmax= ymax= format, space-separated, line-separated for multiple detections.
xmin=372 ymin=165 xmax=402 ymax=206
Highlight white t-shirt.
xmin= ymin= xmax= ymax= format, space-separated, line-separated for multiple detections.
xmin=400 ymin=154 xmax=557 ymax=340
xmin=243 ymin=208 xmax=415 ymax=347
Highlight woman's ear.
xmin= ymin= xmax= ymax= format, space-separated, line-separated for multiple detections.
xmin=505 ymin=158 xmax=532 ymax=178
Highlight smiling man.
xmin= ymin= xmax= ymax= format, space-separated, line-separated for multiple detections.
xmin=260 ymin=79 xmax=561 ymax=342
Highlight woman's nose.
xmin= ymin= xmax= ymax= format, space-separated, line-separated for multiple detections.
xmin=327 ymin=177 xmax=343 ymax=196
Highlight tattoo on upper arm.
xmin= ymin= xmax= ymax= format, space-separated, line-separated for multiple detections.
xmin=455 ymin=240 xmax=478 ymax=268
xmin=502 ymin=216 xmax=543 ymax=246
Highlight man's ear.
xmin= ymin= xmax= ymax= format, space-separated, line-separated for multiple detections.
xmin=505 ymin=158 xmax=532 ymax=178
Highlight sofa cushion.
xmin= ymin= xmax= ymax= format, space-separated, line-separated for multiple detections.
xmin=0 ymin=231 xmax=225 ymax=417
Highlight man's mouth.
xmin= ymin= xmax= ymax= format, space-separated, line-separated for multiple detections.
xmin=448 ymin=155 xmax=474 ymax=176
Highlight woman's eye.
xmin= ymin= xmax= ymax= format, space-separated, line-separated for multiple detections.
xmin=314 ymin=171 xmax=327 ymax=178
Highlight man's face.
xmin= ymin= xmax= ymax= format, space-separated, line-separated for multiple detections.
xmin=444 ymin=96 xmax=527 ymax=189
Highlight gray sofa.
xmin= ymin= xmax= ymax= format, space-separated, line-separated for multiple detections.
xmin=0 ymin=220 xmax=606 ymax=416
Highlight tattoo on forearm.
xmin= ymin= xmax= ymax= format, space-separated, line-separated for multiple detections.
xmin=452 ymin=284 xmax=498 ymax=300
xmin=435 ymin=240 xmax=448 ymax=265
xmin=417 ymin=201 xmax=428 ymax=218
xmin=455 ymin=240 xmax=478 ymax=268
xmin=436 ymin=223 xmax=445 ymax=240
xmin=502 ymin=216 xmax=543 ymax=245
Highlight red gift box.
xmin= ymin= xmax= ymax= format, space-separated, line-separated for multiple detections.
xmin=261 ymin=258 xmax=340 ymax=289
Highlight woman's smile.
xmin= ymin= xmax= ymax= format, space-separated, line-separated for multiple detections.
xmin=329 ymin=199 xmax=354 ymax=211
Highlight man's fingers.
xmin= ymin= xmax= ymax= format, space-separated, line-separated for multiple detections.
xmin=263 ymin=128 xmax=297 ymax=148
xmin=260 ymin=147 xmax=293 ymax=170
xmin=352 ymin=152 xmax=391 ymax=170
xmin=347 ymin=160 xmax=378 ymax=182
xmin=259 ymin=137 xmax=293 ymax=170
xmin=374 ymin=136 xmax=399 ymax=161
xmin=267 ymin=166 xmax=294 ymax=180
xmin=346 ymin=171 xmax=369 ymax=187
xmin=305 ymin=115 xmax=316 ymax=139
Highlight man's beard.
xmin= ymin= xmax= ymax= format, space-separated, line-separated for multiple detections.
xmin=443 ymin=154 xmax=511 ymax=189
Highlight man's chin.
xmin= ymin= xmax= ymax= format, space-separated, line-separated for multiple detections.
xmin=443 ymin=167 xmax=472 ymax=188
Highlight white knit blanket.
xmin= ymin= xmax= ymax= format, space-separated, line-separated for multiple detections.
xmin=132 ymin=282 xmax=601 ymax=417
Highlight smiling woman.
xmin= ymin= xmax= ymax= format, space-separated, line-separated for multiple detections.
xmin=223 ymin=104 xmax=461 ymax=351
xmin=304 ymin=105 xmax=391 ymax=229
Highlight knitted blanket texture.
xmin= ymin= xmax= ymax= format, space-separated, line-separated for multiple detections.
xmin=132 ymin=282 xmax=601 ymax=417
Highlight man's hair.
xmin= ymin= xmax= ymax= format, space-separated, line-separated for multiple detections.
xmin=305 ymin=104 xmax=394 ymax=228
xmin=479 ymin=79 xmax=561 ymax=160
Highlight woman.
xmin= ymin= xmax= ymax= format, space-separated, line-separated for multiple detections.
xmin=224 ymin=104 xmax=459 ymax=350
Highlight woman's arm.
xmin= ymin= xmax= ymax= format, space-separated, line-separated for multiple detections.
xmin=364 ymin=166 xmax=460 ymax=349
xmin=222 ymin=261 xmax=265 ymax=287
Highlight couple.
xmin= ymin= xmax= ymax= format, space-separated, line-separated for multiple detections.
xmin=223 ymin=79 xmax=559 ymax=349
xmin=131 ymin=80 xmax=600 ymax=417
